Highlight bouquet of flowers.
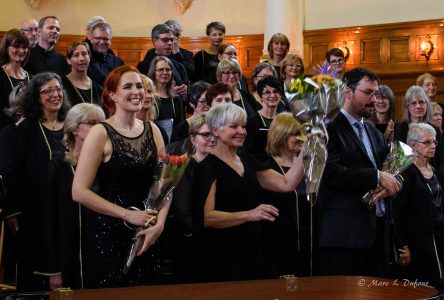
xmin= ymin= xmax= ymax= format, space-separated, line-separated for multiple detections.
xmin=288 ymin=67 xmax=346 ymax=206
xmin=123 ymin=147 xmax=190 ymax=275
xmin=361 ymin=141 xmax=414 ymax=207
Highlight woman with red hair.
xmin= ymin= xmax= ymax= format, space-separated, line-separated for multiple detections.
xmin=72 ymin=65 xmax=167 ymax=288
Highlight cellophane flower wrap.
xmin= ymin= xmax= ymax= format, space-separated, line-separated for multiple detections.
xmin=123 ymin=147 xmax=190 ymax=275
xmin=288 ymin=65 xmax=346 ymax=206
xmin=361 ymin=141 xmax=414 ymax=207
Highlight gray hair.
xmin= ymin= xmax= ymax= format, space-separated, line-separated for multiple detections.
xmin=91 ymin=21 xmax=112 ymax=36
xmin=251 ymin=62 xmax=278 ymax=91
xmin=164 ymin=20 xmax=182 ymax=35
xmin=86 ymin=16 xmax=105 ymax=33
xmin=407 ymin=122 xmax=436 ymax=145
xmin=147 ymin=56 xmax=176 ymax=98
xmin=402 ymin=85 xmax=432 ymax=122
xmin=3 ymin=84 xmax=26 ymax=120
xmin=206 ymin=103 xmax=247 ymax=131
xmin=432 ymin=102 xmax=443 ymax=114
xmin=151 ymin=24 xmax=174 ymax=39
xmin=63 ymin=103 xmax=106 ymax=150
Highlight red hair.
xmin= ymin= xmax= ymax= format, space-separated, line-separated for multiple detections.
xmin=101 ymin=65 xmax=141 ymax=116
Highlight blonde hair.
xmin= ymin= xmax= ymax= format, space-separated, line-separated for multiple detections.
xmin=189 ymin=113 xmax=207 ymax=136
xmin=280 ymin=54 xmax=304 ymax=80
xmin=140 ymin=74 xmax=159 ymax=121
xmin=266 ymin=112 xmax=301 ymax=157
xmin=267 ymin=33 xmax=290 ymax=60
xmin=63 ymin=103 xmax=106 ymax=151
xmin=416 ymin=73 xmax=437 ymax=87
xmin=216 ymin=59 xmax=242 ymax=81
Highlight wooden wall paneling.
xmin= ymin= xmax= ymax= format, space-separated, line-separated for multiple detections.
xmin=360 ymin=39 xmax=382 ymax=64
xmin=387 ymin=37 xmax=410 ymax=62
xmin=308 ymin=43 xmax=329 ymax=67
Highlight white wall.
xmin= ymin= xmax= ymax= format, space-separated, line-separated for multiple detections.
xmin=1 ymin=0 xmax=265 ymax=37
xmin=305 ymin=0 xmax=444 ymax=30
xmin=1 ymin=0 xmax=442 ymax=37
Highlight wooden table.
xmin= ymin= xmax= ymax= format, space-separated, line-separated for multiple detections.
xmin=50 ymin=276 xmax=438 ymax=300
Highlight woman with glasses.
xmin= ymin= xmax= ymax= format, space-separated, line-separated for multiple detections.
xmin=326 ymin=48 xmax=346 ymax=78
xmin=43 ymin=103 xmax=105 ymax=290
xmin=217 ymin=43 xmax=248 ymax=91
xmin=216 ymin=59 xmax=257 ymax=117
xmin=244 ymin=76 xmax=283 ymax=161
xmin=391 ymin=123 xmax=444 ymax=289
xmin=371 ymin=85 xmax=396 ymax=142
xmin=193 ymin=103 xmax=304 ymax=282
xmin=2 ymin=72 xmax=71 ymax=292
xmin=280 ymin=54 xmax=304 ymax=101
xmin=250 ymin=62 xmax=289 ymax=113
xmin=194 ymin=21 xmax=226 ymax=84
xmin=171 ymin=81 xmax=210 ymax=143
xmin=62 ymin=41 xmax=103 ymax=106
xmin=264 ymin=33 xmax=290 ymax=76
xmin=417 ymin=73 xmax=438 ymax=103
xmin=171 ymin=113 xmax=216 ymax=282
xmin=72 ymin=65 xmax=167 ymax=288
xmin=148 ymin=55 xmax=184 ymax=142
xmin=0 ymin=29 xmax=30 ymax=131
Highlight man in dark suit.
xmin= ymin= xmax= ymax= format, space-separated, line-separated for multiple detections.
xmin=317 ymin=67 xmax=400 ymax=277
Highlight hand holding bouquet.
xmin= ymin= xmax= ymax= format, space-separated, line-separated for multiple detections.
xmin=123 ymin=149 xmax=190 ymax=275
xmin=361 ymin=141 xmax=414 ymax=207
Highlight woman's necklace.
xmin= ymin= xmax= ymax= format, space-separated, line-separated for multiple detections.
xmin=2 ymin=65 xmax=29 ymax=89
xmin=258 ymin=110 xmax=276 ymax=128
xmin=38 ymin=121 xmax=53 ymax=160
xmin=235 ymin=89 xmax=246 ymax=110
xmin=426 ymin=175 xmax=441 ymax=202
xmin=233 ymin=157 xmax=241 ymax=166
xmin=67 ymin=77 xmax=93 ymax=103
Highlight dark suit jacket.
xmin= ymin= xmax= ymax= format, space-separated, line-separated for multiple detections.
xmin=317 ymin=111 xmax=390 ymax=249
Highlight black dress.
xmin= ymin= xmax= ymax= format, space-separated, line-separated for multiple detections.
xmin=390 ymin=164 xmax=444 ymax=288
xmin=61 ymin=76 xmax=103 ymax=106
xmin=244 ymin=112 xmax=273 ymax=162
xmin=83 ymin=122 xmax=158 ymax=288
xmin=261 ymin=157 xmax=317 ymax=277
xmin=44 ymin=157 xmax=85 ymax=289
xmin=3 ymin=117 xmax=65 ymax=292
xmin=193 ymin=154 xmax=264 ymax=282
xmin=193 ymin=50 xmax=218 ymax=84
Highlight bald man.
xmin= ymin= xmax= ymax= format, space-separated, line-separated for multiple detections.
xmin=20 ymin=18 xmax=39 ymax=48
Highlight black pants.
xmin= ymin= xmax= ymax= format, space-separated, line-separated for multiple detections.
xmin=318 ymin=218 xmax=387 ymax=277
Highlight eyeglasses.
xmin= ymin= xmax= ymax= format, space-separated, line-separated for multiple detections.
xmin=93 ymin=36 xmax=111 ymax=43
xmin=79 ymin=120 xmax=100 ymax=126
xmin=156 ymin=68 xmax=172 ymax=73
xmin=223 ymin=51 xmax=237 ymax=57
xmin=354 ymin=88 xmax=380 ymax=98
xmin=221 ymin=71 xmax=239 ymax=77
xmin=21 ymin=27 xmax=39 ymax=33
xmin=375 ymin=94 xmax=389 ymax=101
xmin=409 ymin=100 xmax=427 ymax=107
xmin=40 ymin=87 xmax=63 ymax=95
xmin=194 ymin=131 xmax=213 ymax=140
xmin=157 ymin=37 xmax=177 ymax=43
xmin=416 ymin=140 xmax=438 ymax=146
xmin=262 ymin=90 xmax=281 ymax=97
xmin=329 ymin=58 xmax=344 ymax=65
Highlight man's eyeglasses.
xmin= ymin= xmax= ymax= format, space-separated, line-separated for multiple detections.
xmin=40 ymin=87 xmax=63 ymax=95
xmin=416 ymin=140 xmax=438 ymax=146
xmin=93 ymin=37 xmax=111 ymax=43
xmin=354 ymin=88 xmax=380 ymax=98
xmin=157 ymin=37 xmax=177 ymax=43
xmin=329 ymin=58 xmax=344 ymax=65
xmin=21 ymin=27 xmax=39 ymax=33
xmin=221 ymin=71 xmax=239 ymax=77
xmin=194 ymin=132 xmax=213 ymax=141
